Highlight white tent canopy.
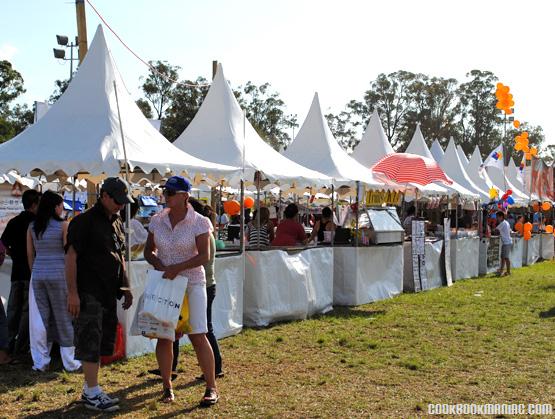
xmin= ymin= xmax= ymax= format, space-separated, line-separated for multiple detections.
xmin=507 ymin=157 xmax=525 ymax=191
xmin=173 ymin=64 xmax=330 ymax=186
xmin=440 ymin=139 xmax=485 ymax=200
xmin=430 ymin=139 xmax=444 ymax=163
xmin=351 ymin=109 xmax=394 ymax=168
xmin=0 ymin=25 xmax=238 ymax=178
xmin=457 ymin=145 xmax=469 ymax=165
xmin=405 ymin=124 xmax=434 ymax=159
xmin=283 ymin=93 xmax=391 ymax=189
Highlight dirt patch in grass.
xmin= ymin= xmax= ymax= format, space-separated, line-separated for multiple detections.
xmin=1 ymin=261 xmax=554 ymax=418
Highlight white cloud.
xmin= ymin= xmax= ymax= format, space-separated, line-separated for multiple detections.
xmin=0 ymin=44 xmax=18 ymax=61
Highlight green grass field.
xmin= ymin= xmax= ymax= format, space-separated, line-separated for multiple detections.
xmin=1 ymin=261 xmax=554 ymax=418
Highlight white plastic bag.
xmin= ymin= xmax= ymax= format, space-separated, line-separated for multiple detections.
xmin=131 ymin=293 xmax=175 ymax=341
xmin=140 ymin=270 xmax=188 ymax=330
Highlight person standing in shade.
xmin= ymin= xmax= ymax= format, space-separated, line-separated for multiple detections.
xmin=65 ymin=178 xmax=133 ymax=412
xmin=495 ymin=211 xmax=513 ymax=277
xmin=0 ymin=189 xmax=41 ymax=359
xmin=144 ymin=176 xmax=219 ymax=406
xmin=27 ymin=191 xmax=80 ymax=372
xmin=308 ymin=207 xmax=336 ymax=244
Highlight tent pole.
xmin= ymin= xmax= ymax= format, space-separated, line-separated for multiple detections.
xmin=113 ymin=80 xmax=131 ymax=284
xmin=355 ymin=181 xmax=360 ymax=247
xmin=239 ymin=180 xmax=245 ymax=254
xmin=331 ymin=184 xmax=335 ymax=247
xmin=218 ymin=182 xmax=223 ymax=240
xmin=256 ymin=171 xmax=261 ymax=251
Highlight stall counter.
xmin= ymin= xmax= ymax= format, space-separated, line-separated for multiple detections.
xmin=333 ymin=245 xmax=403 ymax=306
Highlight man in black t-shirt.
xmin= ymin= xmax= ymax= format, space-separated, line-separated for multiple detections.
xmin=65 ymin=177 xmax=133 ymax=412
xmin=0 ymin=189 xmax=40 ymax=357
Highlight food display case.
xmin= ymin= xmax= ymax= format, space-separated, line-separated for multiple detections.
xmin=362 ymin=207 xmax=404 ymax=245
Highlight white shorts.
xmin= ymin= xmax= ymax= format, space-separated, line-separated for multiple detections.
xmin=187 ymin=282 xmax=208 ymax=335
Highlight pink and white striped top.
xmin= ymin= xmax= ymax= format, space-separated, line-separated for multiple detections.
xmin=148 ymin=204 xmax=212 ymax=284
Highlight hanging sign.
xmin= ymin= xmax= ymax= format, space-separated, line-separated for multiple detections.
xmin=411 ymin=219 xmax=428 ymax=292
xmin=444 ymin=218 xmax=453 ymax=286
xmin=365 ymin=190 xmax=402 ymax=206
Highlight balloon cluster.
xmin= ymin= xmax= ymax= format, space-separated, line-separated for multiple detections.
xmin=222 ymin=196 xmax=256 ymax=215
xmin=514 ymin=131 xmax=538 ymax=161
xmin=489 ymin=187 xmax=515 ymax=208
xmin=495 ymin=83 xmax=514 ymax=114
xmin=523 ymin=222 xmax=533 ymax=241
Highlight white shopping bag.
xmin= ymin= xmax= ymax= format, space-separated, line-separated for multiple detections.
xmin=140 ymin=270 xmax=188 ymax=330
xmin=131 ymin=293 xmax=176 ymax=341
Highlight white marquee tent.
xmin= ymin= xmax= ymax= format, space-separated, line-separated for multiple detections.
xmin=0 ymin=26 xmax=238 ymax=179
xmin=283 ymin=94 xmax=392 ymax=189
xmin=173 ymin=65 xmax=330 ymax=186
xmin=351 ymin=109 xmax=394 ymax=168
xmin=430 ymin=139 xmax=444 ymax=163
xmin=440 ymin=139 xmax=486 ymax=200
xmin=457 ymin=144 xmax=469 ymax=165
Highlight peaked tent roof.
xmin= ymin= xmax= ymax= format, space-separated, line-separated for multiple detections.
xmin=283 ymin=93 xmax=390 ymax=188
xmin=430 ymin=139 xmax=444 ymax=163
xmin=467 ymin=146 xmax=528 ymax=204
xmin=0 ymin=26 xmax=238 ymax=178
xmin=351 ymin=109 xmax=394 ymax=168
xmin=440 ymin=139 xmax=485 ymax=200
xmin=173 ymin=64 xmax=330 ymax=186
xmin=507 ymin=157 xmax=525 ymax=191
xmin=405 ymin=124 xmax=434 ymax=159
xmin=467 ymin=146 xmax=500 ymax=196
xmin=457 ymin=144 xmax=469 ymax=165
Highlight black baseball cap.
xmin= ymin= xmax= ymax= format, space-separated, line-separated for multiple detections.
xmin=163 ymin=176 xmax=192 ymax=192
xmin=101 ymin=177 xmax=134 ymax=205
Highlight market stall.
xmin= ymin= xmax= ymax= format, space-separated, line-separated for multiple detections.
xmin=509 ymin=236 xmax=524 ymax=269
xmin=403 ymin=239 xmax=445 ymax=292
xmin=243 ymin=247 xmax=333 ymax=327
xmin=523 ymin=234 xmax=541 ymax=265
xmin=450 ymin=235 xmax=479 ymax=280
xmin=541 ymin=233 xmax=554 ymax=260
xmin=478 ymin=237 xmax=501 ymax=275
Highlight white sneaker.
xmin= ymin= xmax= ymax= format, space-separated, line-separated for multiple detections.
xmin=81 ymin=391 xmax=119 ymax=404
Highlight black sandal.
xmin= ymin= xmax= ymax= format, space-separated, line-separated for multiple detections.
xmin=199 ymin=388 xmax=219 ymax=407
xmin=160 ymin=387 xmax=175 ymax=403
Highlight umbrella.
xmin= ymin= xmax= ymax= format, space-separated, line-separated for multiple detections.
xmin=371 ymin=153 xmax=453 ymax=186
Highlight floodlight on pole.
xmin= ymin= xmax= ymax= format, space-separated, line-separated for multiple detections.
xmin=56 ymin=35 xmax=69 ymax=46
xmin=52 ymin=34 xmax=79 ymax=81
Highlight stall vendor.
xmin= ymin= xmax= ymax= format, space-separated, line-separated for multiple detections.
xmin=308 ymin=207 xmax=336 ymax=243
xmin=272 ymin=203 xmax=308 ymax=247
xmin=402 ymin=206 xmax=416 ymax=236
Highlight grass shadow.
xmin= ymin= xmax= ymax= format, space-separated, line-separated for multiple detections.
xmin=318 ymin=306 xmax=386 ymax=320
xmin=539 ymin=307 xmax=555 ymax=318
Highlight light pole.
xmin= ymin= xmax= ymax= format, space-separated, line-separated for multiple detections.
xmin=53 ymin=35 xmax=79 ymax=80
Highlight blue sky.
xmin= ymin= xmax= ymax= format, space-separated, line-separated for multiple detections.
xmin=2 ymin=0 xmax=554 ymax=148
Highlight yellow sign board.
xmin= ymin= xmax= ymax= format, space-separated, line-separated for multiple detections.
xmin=365 ymin=190 xmax=402 ymax=206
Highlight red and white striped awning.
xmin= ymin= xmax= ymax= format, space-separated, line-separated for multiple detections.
xmin=371 ymin=153 xmax=453 ymax=186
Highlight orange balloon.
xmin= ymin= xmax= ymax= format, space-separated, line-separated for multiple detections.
xmin=244 ymin=196 xmax=255 ymax=209
xmin=546 ymin=225 xmax=554 ymax=234
xmin=522 ymin=131 xmax=529 ymax=138
xmin=515 ymin=222 xmax=523 ymax=234
xmin=524 ymin=231 xmax=532 ymax=241
xmin=514 ymin=143 xmax=522 ymax=151
xmin=513 ymin=120 xmax=520 ymax=128
xmin=525 ymin=152 xmax=532 ymax=161
xmin=542 ymin=202 xmax=552 ymax=211
xmin=524 ymin=222 xmax=533 ymax=232
xmin=223 ymin=200 xmax=241 ymax=215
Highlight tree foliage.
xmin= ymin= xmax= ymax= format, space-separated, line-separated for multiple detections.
xmin=48 ymin=79 xmax=70 ymax=103
xmin=161 ymin=77 xmax=209 ymax=142
xmin=135 ymin=98 xmax=153 ymax=119
xmin=326 ymin=69 xmax=545 ymax=159
xmin=140 ymin=60 xmax=180 ymax=120
xmin=235 ymin=82 xmax=298 ymax=151
xmin=0 ymin=60 xmax=32 ymax=143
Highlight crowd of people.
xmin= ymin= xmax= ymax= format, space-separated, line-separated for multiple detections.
xmin=0 ymin=176 xmax=222 ymax=412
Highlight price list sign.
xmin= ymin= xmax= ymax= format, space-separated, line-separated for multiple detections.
xmin=411 ymin=220 xmax=428 ymax=292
